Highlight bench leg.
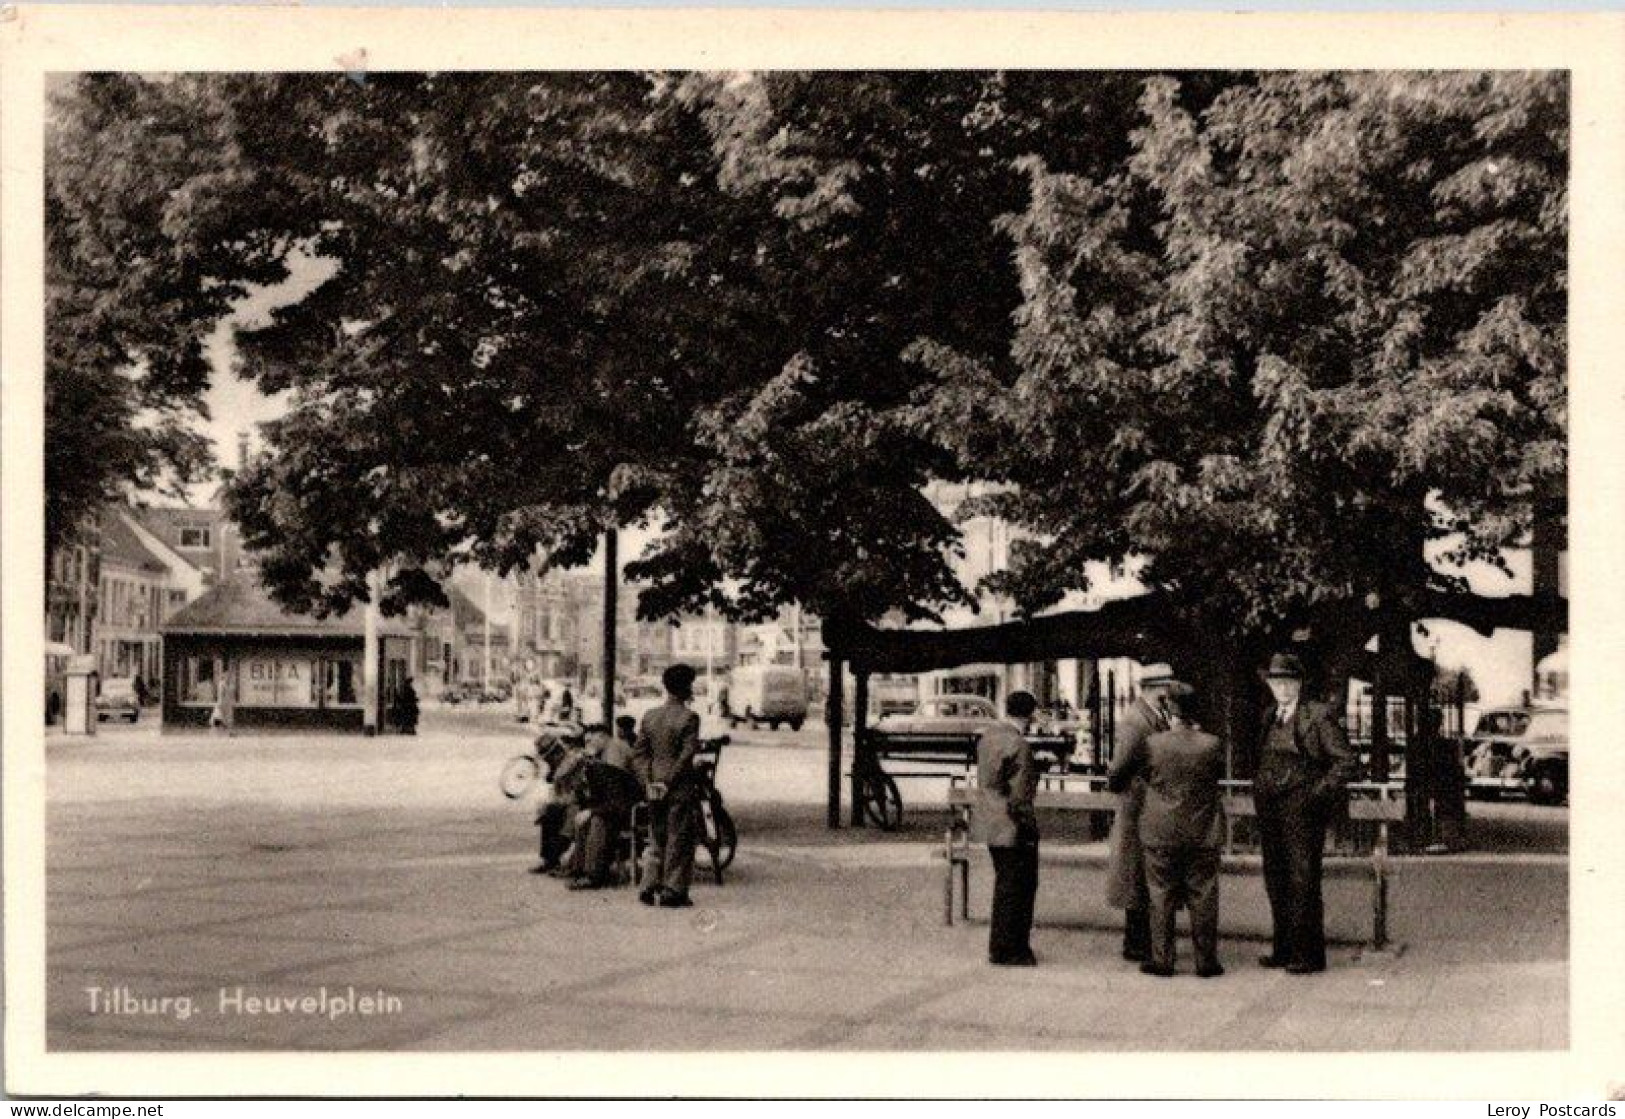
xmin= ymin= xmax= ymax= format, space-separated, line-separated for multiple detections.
xmin=1371 ymin=821 xmax=1390 ymax=951
xmin=944 ymin=856 xmax=956 ymax=926
xmin=959 ymin=858 xmax=970 ymax=922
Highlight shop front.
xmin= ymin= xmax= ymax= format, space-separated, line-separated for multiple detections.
xmin=160 ymin=578 xmax=414 ymax=732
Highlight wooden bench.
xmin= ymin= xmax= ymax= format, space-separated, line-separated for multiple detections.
xmin=943 ymin=775 xmax=1406 ymax=949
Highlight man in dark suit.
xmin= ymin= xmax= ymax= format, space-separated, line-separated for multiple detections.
xmin=972 ymin=689 xmax=1041 ymax=966
xmin=567 ymin=724 xmax=645 ymax=890
xmin=632 ymin=663 xmax=704 ymax=908
xmin=1104 ymin=663 xmax=1192 ymax=961
xmin=1111 ymin=689 xmax=1226 ymax=978
xmin=1253 ymin=653 xmax=1361 ymax=974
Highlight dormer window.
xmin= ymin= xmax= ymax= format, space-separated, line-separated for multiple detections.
xmin=179 ymin=526 xmax=212 ymax=549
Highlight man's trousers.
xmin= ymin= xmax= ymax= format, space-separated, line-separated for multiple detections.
xmin=988 ymin=843 xmax=1040 ymax=962
xmin=1254 ymin=782 xmax=1332 ymax=970
xmin=1143 ymin=844 xmax=1221 ymax=973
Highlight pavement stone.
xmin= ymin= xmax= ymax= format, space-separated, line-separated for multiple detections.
xmin=41 ymin=715 xmax=1568 ymax=1052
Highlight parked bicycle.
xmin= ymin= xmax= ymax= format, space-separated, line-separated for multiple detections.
xmin=630 ymin=735 xmax=738 ymax=883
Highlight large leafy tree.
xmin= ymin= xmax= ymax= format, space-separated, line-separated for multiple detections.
xmin=178 ymin=72 xmax=783 ymax=615
xmin=637 ymin=72 xmax=1160 ymax=625
xmin=54 ymin=70 xmax=1564 ymax=732
xmin=45 ymin=75 xmax=273 ymax=558
xmin=909 ymin=72 xmax=1566 ymax=688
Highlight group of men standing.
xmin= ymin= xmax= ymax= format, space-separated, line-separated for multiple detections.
xmin=531 ymin=663 xmax=707 ymax=907
xmin=975 ymin=652 xmax=1360 ymax=976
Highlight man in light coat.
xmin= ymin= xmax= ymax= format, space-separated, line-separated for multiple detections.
xmin=1105 ymin=663 xmax=1192 ymax=961
xmin=1111 ymin=688 xmax=1227 ymax=978
xmin=971 ymin=690 xmax=1042 ymax=966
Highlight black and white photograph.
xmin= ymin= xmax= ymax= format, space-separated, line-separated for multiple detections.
xmin=3 ymin=5 xmax=1622 ymax=1101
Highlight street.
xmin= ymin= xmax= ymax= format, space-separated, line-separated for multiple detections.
xmin=42 ymin=707 xmax=1567 ymax=1052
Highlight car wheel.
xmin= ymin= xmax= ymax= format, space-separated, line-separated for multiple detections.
xmin=768 ymin=719 xmax=781 ymax=731
xmin=1528 ymin=768 xmax=1565 ymax=806
xmin=129 ymin=709 xmax=140 ymax=723
xmin=788 ymin=718 xmax=804 ymax=732
xmin=747 ymin=711 xmax=759 ymax=731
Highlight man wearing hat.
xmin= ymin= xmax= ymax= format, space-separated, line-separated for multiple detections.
xmin=1253 ymin=652 xmax=1360 ymax=974
xmin=529 ymin=725 xmax=585 ymax=875
xmin=1105 ymin=662 xmax=1191 ymax=962
xmin=632 ymin=662 xmax=704 ymax=908
xmin=972 ymin=689 xmax=1042 ymax=965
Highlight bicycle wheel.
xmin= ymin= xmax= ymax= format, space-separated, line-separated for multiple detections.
xmin=707 ymin=795 xmax=738 ymax=871
xmin=860 ymin=769 xmax=903 ymax=831
xmin=499 ymin=754 xmax=541 ymax=799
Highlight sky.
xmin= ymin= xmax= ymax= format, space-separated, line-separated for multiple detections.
xmin=198 ymin=250 xmax=334 ymax=479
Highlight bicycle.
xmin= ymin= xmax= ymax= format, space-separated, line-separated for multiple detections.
xmin=631 ymin=735 xmax=737 ymax=884
xmin=499 ymin=722 xmax=582 ymax=799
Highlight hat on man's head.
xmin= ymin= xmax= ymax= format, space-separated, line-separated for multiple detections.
xmin=1138 ymin=663 xmax=1194 ymax=696
xmin=662 ymin=662 xmax=697 ymax=698
xmin=1265 ymin=653 xmax=1305 ymax=680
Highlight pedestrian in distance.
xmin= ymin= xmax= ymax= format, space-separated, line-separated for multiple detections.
xmin=1104 ymin=663 xmax=1193 ymax=962
xmin=209 ymin=660 xmax=236 ymax=737
xmin=1252 ymin=653 xmax=1360 ymax=974
xmin=615 ymin=715 xmax=637 ymax=751
xmin=632 ymin=663 xmax=704 ymax=908
xmin=392 ymin=676 xmax=420 ymax=734
xmin=1111 ymin=687 xmax=1226 ymax=978
xmin=973 ymin=689 xmax=1041 ymax=966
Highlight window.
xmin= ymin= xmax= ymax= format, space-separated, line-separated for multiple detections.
xmin=179 ymin=526 xmax=212 ymax=549
xmin=319 ymin=658 xmax=360 ymax=708
xmin=1527 ymin=711 xmax=1568 ymax=742
xmin=239 ymin=655 xmax=315 ymax=707
xmin=179 ymin=656 xmax=220 ymax=705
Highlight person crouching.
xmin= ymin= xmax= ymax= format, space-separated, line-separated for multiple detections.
xmin=566 ymin=723 xmax=646 ymax=890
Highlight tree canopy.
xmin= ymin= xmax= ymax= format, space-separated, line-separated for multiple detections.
xmin=906 ymin=71 xmax=1566 ymax=666
xmin=50 ymin=71 xmax=1566 ymax=673
xmin=45 ymin=75 xmax=272 ymax=556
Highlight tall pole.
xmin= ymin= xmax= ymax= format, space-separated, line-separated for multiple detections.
xmin=482 ymin=571 xmax=493 ymax=691
xmin=826 ymin=653 xmax=844 ymax=829
xmin=602 ymin=528 xmax=618 ymax=727
xmin=851 ymin=670 xmax=870 ymax=828
xmin=362 ymin=568 xmax=380 ymax=736
xmin=705 ymin=603 xmax=716 ymax=689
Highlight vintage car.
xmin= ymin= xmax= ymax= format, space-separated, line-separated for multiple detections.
xmin=94 ymin=677 xmax=142 ymax=723
xmin=867 ymin=694 xmax=1074 ymax=768
xmin=1464 ymin=706 xmax=1568 ymax=805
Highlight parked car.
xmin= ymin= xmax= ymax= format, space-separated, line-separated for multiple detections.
xmin=726 ymin=665 xmax=809 ymax=731
xmin=1464 ymin=706 xmax=1568 ymax=805
xmin=94 ymin=677 xmax=141 ymax=723
xmin=868 ymin=694 xmax=1074 ymax=768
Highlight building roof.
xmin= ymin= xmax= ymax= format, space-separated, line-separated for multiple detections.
xmin=161 ymin=577 xmax=412 ymax=638
xmin=100 ymin=512 xmax=170 ymax=575
xmin=131 ymin=504 xmax=224 ymax=536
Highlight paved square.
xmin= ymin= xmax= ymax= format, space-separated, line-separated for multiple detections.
xmin=42 ymin=715 xmax=1568 ymax=1051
